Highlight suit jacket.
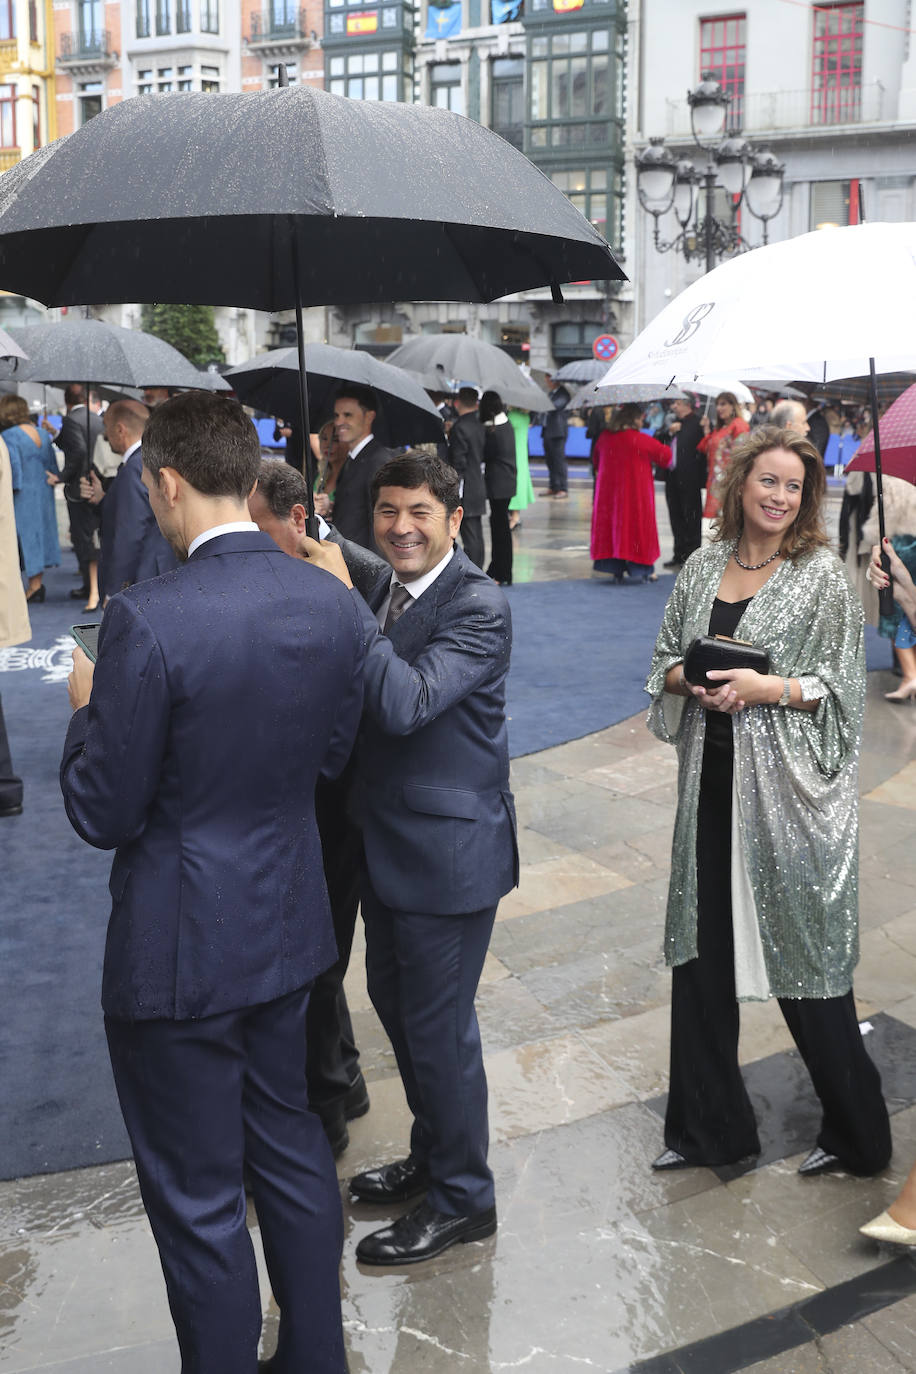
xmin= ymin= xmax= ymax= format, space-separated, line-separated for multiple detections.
xmin=352 ymin=547 xmax=518 ymax=916
xmin=60 ymin=530 xmax=366 ymax=1021
xmin=331 ymin=436 xmax=393 ymax=552
xmin=668 ymin=413 xmax=704 ymax=490
xmin=98 ymin=447 xmax=178 ymax=601
xmin=448 ymin=411 xmax=486 ymax=518
xmin=483 ymin=418 xmax=517 ymax=502
xmin=55 ymin=407 xmax=105 ymax=500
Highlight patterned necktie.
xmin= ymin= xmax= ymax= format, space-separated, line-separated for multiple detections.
xmin=383 ymin=583 xmax=412 ymax=633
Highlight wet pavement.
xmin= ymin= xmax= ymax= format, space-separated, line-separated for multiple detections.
xmin=4 ymin=472 xmax=916 ymax=1373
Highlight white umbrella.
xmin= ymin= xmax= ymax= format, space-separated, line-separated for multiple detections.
xmin=567 ymin=381 xmax=689 ymax=409
xmin=599 ymin=223 xmax=916 ymax=389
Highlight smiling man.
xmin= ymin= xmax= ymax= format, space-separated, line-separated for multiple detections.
xmin=304 ymin=450 xmax=518 ymax=1267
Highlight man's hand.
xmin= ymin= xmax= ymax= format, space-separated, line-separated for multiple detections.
xmin=300 ymin=536 xmax=354 ymax=588
xmin=314 ymin=492 xmax=331 ymax=518
xmin=79 ymin=471 xmax=104 ymax=504
xmin=68 ymin=646 xmax=95 ymax=712
xmin=46 ymin=471 xmax=59 ymax=485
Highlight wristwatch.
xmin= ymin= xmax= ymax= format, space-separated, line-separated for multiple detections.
xmin=778 ymin=677 xmax=792 ymax=707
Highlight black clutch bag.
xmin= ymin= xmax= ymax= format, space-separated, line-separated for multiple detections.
xmin=683 ymin=635 xmax=770 ymax=689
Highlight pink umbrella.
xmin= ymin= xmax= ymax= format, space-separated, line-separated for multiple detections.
xmin=846 ymin=382 xmax=916 ymax=485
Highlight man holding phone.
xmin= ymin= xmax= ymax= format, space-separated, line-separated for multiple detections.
xmin=61 ymin=392 xmax=364 ymax=1374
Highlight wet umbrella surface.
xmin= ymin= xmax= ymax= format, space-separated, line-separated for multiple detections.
xmin=0 ymin=87 xmax=623 ymax=310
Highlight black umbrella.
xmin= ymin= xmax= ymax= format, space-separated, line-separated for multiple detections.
xmin=226 ymin=345 xmax=444 ymax=447
xmin=0 ymin=82 xmax=623 ymax=520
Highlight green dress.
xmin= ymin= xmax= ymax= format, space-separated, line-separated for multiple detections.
xmin=508 ymin=410 xmax=535 ymax=512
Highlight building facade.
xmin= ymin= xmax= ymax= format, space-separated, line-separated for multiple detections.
xmin=629 ymin=0 xmax=916 ymax=334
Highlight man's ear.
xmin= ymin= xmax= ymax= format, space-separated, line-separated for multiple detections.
xmin=158 ymin=467 xmax=182 ymax=507
xmin=289 ymin=503 xmax=309 ymax=534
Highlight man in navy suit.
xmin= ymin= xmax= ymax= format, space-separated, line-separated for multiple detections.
xmin=61 ymin=392 xmax=364 ymax=1373
xmin=80 ymin=399 xmax=178 ymax=602
xmin=314 ymin=385 xmax=392 ymax=554
xmin=304 ymin=451 xmax=517 ymax=1266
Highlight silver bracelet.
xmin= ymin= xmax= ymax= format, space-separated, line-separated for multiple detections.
xmin=778 ymin=676 xmax=792 ymax=707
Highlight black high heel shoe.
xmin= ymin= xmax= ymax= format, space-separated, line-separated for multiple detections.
xmin=26 ymin=584 xmax=46 ymax=603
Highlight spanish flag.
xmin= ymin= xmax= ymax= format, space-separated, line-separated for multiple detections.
xmin=553 ymin=0 xmax=584 ymax=10
xmin=347 ymin=10 xmax=378 ymax=33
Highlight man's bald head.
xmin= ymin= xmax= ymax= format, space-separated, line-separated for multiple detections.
xmin=771 ymin=399 xmax=809 ymax=436
xmin=105 ymin=399 xmax=149 ymax=454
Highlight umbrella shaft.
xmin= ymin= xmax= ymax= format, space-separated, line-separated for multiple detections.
xmin=290 ymin=228 xmax=317 ymax=532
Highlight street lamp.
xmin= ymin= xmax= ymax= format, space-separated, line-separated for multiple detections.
xmin=635 ymin=73 xmax=785 ymax=273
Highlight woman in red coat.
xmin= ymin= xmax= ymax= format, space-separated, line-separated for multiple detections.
xmin=698 ymin=392 xmax=750 ymax=519
xmin=591 ymin=403 xmax=672 ymax=582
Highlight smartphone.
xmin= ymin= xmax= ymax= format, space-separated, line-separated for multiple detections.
xmin=70 ymin=622 xmax=102 ymax=663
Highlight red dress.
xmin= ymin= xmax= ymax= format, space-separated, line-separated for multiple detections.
xmin=590 ymin=428 xmax=672 ymax=565
xmin=698 ymin=417 xmax=749 ymax=519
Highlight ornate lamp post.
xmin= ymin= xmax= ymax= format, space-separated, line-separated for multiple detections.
xmin=635 ymin=73 xmax=785 ymax=273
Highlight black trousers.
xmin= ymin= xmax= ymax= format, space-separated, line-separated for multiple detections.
xmin=460 ymin=514 xmax=484 ymax=569
xmin=486 ymin=498 xmax=513 ymax=584
xmin=106 ymin=987 xmax=346 ymax=1374
xmin=0 ymin=692 xmax=23 ymax=810
xmin=306 ymin=773 xmax=363 ymax=1107
xmin=543 ymin=437 xmax=568 ymax=493
xmin=665 ymin=477 xmax=702 ymax=563
xmin=665 ymin=725 xmax=891 ymax=1175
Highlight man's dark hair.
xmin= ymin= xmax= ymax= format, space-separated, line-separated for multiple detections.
xmin=65 ymin=383 xmax=100 ymax=407
xmin=255 ymin=457 xmax=309 ymax=517
xmin=143 ymin=392 xmax=261 ymax=498
xmin=457 ymin=386 xmax=479 ymax=409
xmin=334 ymin=384 xmax=379 ymax=415
xmin=371 ymin=450 xmax=461 ymax=516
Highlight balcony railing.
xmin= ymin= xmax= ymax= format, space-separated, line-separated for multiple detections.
xmin=58 ymin=28 xmax=115 ymax=61
xmin=247 ymin=7 xmax=309 ymax=42
xmin=664 ymin=81 xmax=886 ymax=137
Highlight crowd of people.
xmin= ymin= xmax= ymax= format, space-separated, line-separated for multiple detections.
xmin=2 ymin=364 xmax=913 ymax=1370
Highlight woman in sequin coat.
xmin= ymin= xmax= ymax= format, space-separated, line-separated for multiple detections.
xmin=646 ymin=426 xmax=891 ymax=1177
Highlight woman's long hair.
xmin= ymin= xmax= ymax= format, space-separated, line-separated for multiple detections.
xmin=608 ymin=403 xmax=644 ymax=433
xmin=712 ymin=425 xmax=829 ymax=561
xmin=711 ymin=391 xmax=739 ymax=429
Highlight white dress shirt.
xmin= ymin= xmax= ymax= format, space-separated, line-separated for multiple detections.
xmin=376 ymin=547 xmax=455 ymax=628
xmin=188 ymin=522 xmax=259 ymax=558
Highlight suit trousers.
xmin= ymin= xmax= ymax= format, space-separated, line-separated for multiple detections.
xmin=664 ymin=477 xmax=702 ymax=563
xmin=543 ymin=437 xmax=568 ymax=494
xmin=459 ymin=514 xmax=484 ymax=569
xmin=0 ymin=692 xmax=23 ymax=809
xmin=486 ymin=498 xmax=513 ymax=585
xmin=106 ymin=986 xmax=346 ymax=1374
xmin=665 ymin=726 xmax=891 ymax=1175
xmin=65 ymin=496 xmax=101 ymax=571
xmin=306 ymin=775 xmax=363 ymax=1106
xmin=361 ymin=881 xmax=497 ymax=1215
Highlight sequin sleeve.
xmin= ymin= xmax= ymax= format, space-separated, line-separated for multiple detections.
xmin=645 ymin=565 xmax=690 ymax=745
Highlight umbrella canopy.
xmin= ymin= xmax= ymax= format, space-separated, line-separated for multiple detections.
xmin=598 ymin=223 xmax=916 ymax=389
xmin=567 ymin=381 xmax=689 ymax=409
xmin=847 ymin=383 xmax=916 ymax=485
xmin=0 ymin=89 xmax=623 ymax=310
xmin=0 ymin=327 xmax=26 ymax=361
xmin=385 ymin=335 xmax=550 ymax=412
xmin=553 ymin=359 xmax=608 ymax=384
xmin=226 ymin=345 xmax=444 ymax=446
xmin=3 ymin=319 xmax=207 ymax=389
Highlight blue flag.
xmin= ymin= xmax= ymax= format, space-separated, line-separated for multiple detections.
xmin=425 ymin=0 xmax=461 ymax=37
xmin=491 ymin=0 xmax=522 ymax=20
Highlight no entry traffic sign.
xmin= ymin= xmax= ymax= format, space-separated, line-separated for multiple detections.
xmin=592 ymin=334 xmax=618 ymax=362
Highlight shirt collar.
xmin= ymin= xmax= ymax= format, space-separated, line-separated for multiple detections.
xmin=188 ymin=521 xmax=259 ymax=558
xmin=348 ymin=433 xmax=374 ymax=461
xmin=123 ymin=440 xmax=142 ymax=462
xmin=388 ymin=545 xmax=454 ymax=603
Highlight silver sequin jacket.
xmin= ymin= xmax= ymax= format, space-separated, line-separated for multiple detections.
xmin=646 ymin=541 xmax=865 ymax=1000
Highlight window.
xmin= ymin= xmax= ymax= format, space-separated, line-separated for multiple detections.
xmin=157 ymin=65 xmax=174 ymax=90
xmin=177 ymin=63 xmax=193 ymax=90
xmin=176 ymin=0 xmax=192 ymax=31
xmin=328 ymin=49 xmax=406 ymax=101
xmin=155 ymin=0 xmax=171 ymax=34
xmin=78 ymin=79 xmax=102 ymax=124
xmin=78 ymin=0 xmax=102 ymax=48
xmin=136 ymin=0 xmax=150 ymax=35
xmin=0 ymin=84 xmax=15 ymax=147
xmin=0 ymin=0 xmax=14 ymax=41
xmin=31 ymin=85 xmax=40 ymax=148
xmin=527 ymin=27 xmax=618 ymax=150
xmin=28 ymin=0 xmax=36 ymax=42
xmin=551 ymin=166 xmax=607 ymax=236
xmin=137 ymin=66 xmax=152 ymax=93
xmin=811 ymin=1 xmax=863 ymax=124
xmin=810 ymin=179 xmax=858 ymax=229
xmin=201 ymin=64 xmax=220 ymax=91
xmin=430 ymin=62 xmax=463 ymax=115
xmin=200 ymin=0 xmax=219 ymax=30
xmin=491 ymin=56 xmax=523 ymax=149
xmin=269 ymin=0 xmax=298 ymax=31
xmin=698 ymin=13 xmax=745 ymax=131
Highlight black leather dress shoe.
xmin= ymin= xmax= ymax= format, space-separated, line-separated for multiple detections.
xmin=350 ymin=1155 xmax=430 ymax=1203
xmin=343 ymin=1072 xmax=370 ymax=1121
xmin=356 ymin=1199 xmax=497 ymax=1266
xmin=651 ymin=1148 xmax=691 ymax=1171
xmin=798 ymin=1146 xmax=841 ymax=1176
xmin=69 ymin=586 xmax=90 ymax=599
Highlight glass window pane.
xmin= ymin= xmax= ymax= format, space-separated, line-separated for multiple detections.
xmin=349 ymin=53 xmax=364 ymax=73
xmin=531 ymin=36 xmax=547 ymax=56
xmin=591 ymin=28 xmax=608 ymax=49
xmin=330 ymin=55 xmax=344 ymax=74
xmin=382 ymin=49 xmax=397 ymax=68
xmin=552 ymin=32 xmax=569 ymax=53
xmin=552 ymin=58 xmax=569 ymax=118
xmin=364 ymin=75 xmax=379 ymax=97
xmin=570 ymin=55 xmax=587 ymax=116
xmin=364 ymin=51 xmax=378 ymax=70
xmin=330 ymin=77 xmax=346 ymax=93
xmin=569 ymin=30 xmax=586 ymax=51
xmin=529 ymin=60 xmax=547 ymax=119
xmin=382 ymin=73 xmax=398 ymax=98
xmin=529 ymin=126 xmax=546 ymax=146
xmin=348 ymin=76 xmax=363 ymax=97
xmin=591 ymin=51 xmax=607 ymax=115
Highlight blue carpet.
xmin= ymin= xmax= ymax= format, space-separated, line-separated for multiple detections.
xmin=0 ymin=559 xmax=894 ymax=1180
